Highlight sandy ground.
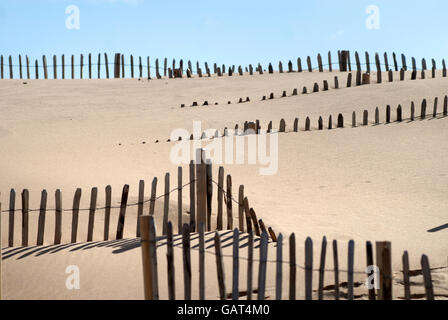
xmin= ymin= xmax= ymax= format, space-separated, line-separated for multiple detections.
xmin=1 ymin=70 xmax=448 ymax=299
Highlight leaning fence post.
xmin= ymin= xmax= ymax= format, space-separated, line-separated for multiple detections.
xmin=116 ymin=184 xmax=130 ymax=239
xmin=243 ymin=197 xmax=253 ymax=234
xmin=196 ymin=153 xmax=207 ymax=231
xmin=54 ymin=189 xmax=62 ymax=245
xmin=8 ymin=189 xmax=16 ymax=247
xmin=71 ymin=188 xmax=82 ymax=243
xmin=167 ymin=221 xmax=176 ymax=300
xmin=162 ymin=173 xmax=170 ymax=236
xmin=199 ymin=223 xmax=205 ymax=300
xmin=183 ymin=224 xmax=192 ymax=300
xmin=136 ymin=180 xmax=145 ymax=237
xmin=276 ymin=233 xmax=283 ymax=300
xmin=215 ymin=231 xmax=226 ymax=300
xmin=402 ymin=251 xmax=411 ymax=300
xmin=249 ymin=208 xmax=260 ymax=236
xmin=421 ymin=255 xmax=434 ymax=300
xmin=18 ymin=54 xmax=22 ymax=79
xmin=104 ymin=53 xmax=109 ymax=79
xmin=305 ymin=237 xmax=313 ymax=300
xmin=333 ymin=240 xmax=339 ymax=300
xmin=232 ymin=228 xmax=240 ymax=300
xmin=318 ymin=236 xmax=327 ymax=300
xmin=376 ymin=241 xmax=392 ymax=300
xmin=37 ymin=190 xmax=47 ymax=246
xmin=104 ymin=186 xmax=111 ymax=241
xmin=87 ymin=187 xmax=98 ymax=242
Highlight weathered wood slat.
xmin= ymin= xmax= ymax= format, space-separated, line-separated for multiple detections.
xmin=162 ymin=173 xmax=170 ymax=235
xmin=232 ymin=228 xmax=240 ymax=300
xmin=347 ymin=240 xmax=355 ymax=300
xmin=177 ymin=167 xmax=183 ymax=234
xmin=421 ymin=254 xmax=434 ymax=300
xmin=217 ymin=167 xmax=224 ymax=230
xmin=149 ymin=216 xmax=159 ymax=300
xmin=257 ymin=231 xmax=268 ymax=300
xmin=238 ymin=185 xmax=244 ymax=232
xmin=8 ymin=189 xmax=15 ymax=247
xmin=206 ymin=162 xmax=213 ymax=231
xmin=167 ymin=221 xmax=175 ymax=300
xmin=183 ymin=224 xmax=192 ymax=300
xmin=276 ymin=233 xmax=283 ymax=300
xmin=116 ymin=184 xmax=129 ymax=240
xmin=196 ymin=154 xmax=207 ymax=231
xmin=21 ymin=189 xmax=29 ymax=247
xmin=136 ymin=180 xmax=145 ymax=237
xmin=376 ymin=241 xmax=392 ymax=300
xmin=87 ymin=187 xmax=98 ymax=242
xmin=214 ymin=231 xmax=226 ymax=300
xmin=71 ymin=188 xmax=82 ymax=243
xmin=289 ymin=233 xmax=296 ymax=300
xmin=333 ymin=240 xmax=339 ymax=300
xmin=226 ymin=175 xmax=233 ymax=230
xmin=54 ymin=189 xmax=62 ymax=245
xmin=104 ymin=186 xmax=111 ymax=241
xmin=36 ymin=190 xmax=47 ymax=246
xmin=366 ymin=241 xmax=376 ymax=300
xmin=305 ymin=237 xmax=313 ymax=300
xmin=249 ymin=208 xmax=260 ymax=236
xmin=318 ymin=236 xmax=327 ymax=300
xmin=199 ymin=223 xmax=205 ymax=300
xmin=140 ymin=215 xmax=152 ymax=300
xmin=247 ymin=231 xmax=254 ymax=300
xmin=149 ymin=178 xmax=157 ymax=216
xmin=402 ymin=251 xmax=411 ymax=300
xmin=189 ymin=161 xmax=196 ymax=232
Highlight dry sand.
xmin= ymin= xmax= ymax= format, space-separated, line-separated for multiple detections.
xmin=1 ymin=70 xmax=448 ymax=299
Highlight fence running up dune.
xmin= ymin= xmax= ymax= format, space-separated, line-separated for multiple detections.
xmin=1 ymin=50 xmax=446 ymax=80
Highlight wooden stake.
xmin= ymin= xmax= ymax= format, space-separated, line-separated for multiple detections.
xmin=116 ymin=184 xmax=129 ymax=239
xmin=276 ymin=233 xmax=283 ymax=300
xmin=104 ymin=53 xmax=109 ymax=79
xmin=87 ymin=187 xmax=98 ymax=242
xmin=54 ymin=189 xmax=62 ymax=245
xmin=421 ymin=255 xmax=434 ymax=300
xmin=238 ymin=185 xmax=244 ymax=232
xmin=226 ymin=175 xmax=233 ymax=230
xmin=347 ymin=240 xmax=355 ymax=300
xmin=305 ymin=237 xmax=313 ymax=300
xmin=376 ymin=241 xmax=392 ymax=300
xmin=366 ymin=241 xmax=376 ymax=300
xmin=189 ymin=161 xmax=196 ymax=232
xmin=167 ymin=221 xmax=175 ymax=300
xmin=215 ymin=231 xmax=226 ymax=300
xmin=162 ymin=173 xmax=170 ymax=236
xmin=206 ymin=162 xmax=213 ymax=231
xmin=37 ymin=190 xmax=47 ymax=246
xmin=289 ymin=233 xmax=296 ymax=300
xmin=136 ymin=180 xmax=145 ymax=237
xmin=71 ymin=188 xmax=82 ymax=243
xmin=249 ymin=208 xmax=260 ymax=236
xmin=8 ymin=189 xmax=15 ymax=247
xmin=199 ymin=223 xmax=205 ymax=300
xmin=232 ymin=228 xmax=240 ymax=300
xmin=318 ymin=236 xmax=327 ymax=300
xmin=104 ymin=186 xmax=111 ymax=241
xmin=243 ymin=197 xmax=252 ymax=234
xmin=257 ymin=231 xmax=269 ymax=300
xmin=402 ymin=251 xmax=411 ymax=300
xmin=333 ymin=240 xmax=339 ymax=300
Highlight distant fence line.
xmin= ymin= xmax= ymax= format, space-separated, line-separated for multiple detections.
xmin=1 ymin=152 xmax=277 ymax=249
xmin=182 ymin=68 xmax=447 ymax=110
xmin=0 ymin=50 xmax=446 ymax=80
xmin=165 ymin=96 xmax=448 ymax=144
xmin=140 ymin=216 xmax=441 ymax=300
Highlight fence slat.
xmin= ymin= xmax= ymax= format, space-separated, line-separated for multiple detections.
xmin=333 ymin=240 xmax=339 ymax=300
xmin=178 ymin=167 xmax=183 ymax=234
xmin=189 ymin=161 xmax=196 ymax=232
xmin=206 ymin=162 xmax=213 ymax=232
xmin=238 ymin=185 xmax=244 ymax=232
xmin=226 ymin=175 xmax=233 ymax=230
xmin=232 ymin=228 xmax=240 ymax=300
xmin=289 ymin=233 xmax=296 ymax=300
xmin=104 ymin=53 xmax=109 ymax=79
xmin=183 ymin=224 xmax=192 ymax=300
xmin=247 ymin=231 xmax=254 ymax=300
xmin=257 ymin=231 xmax=268 ymax=300
xmin=318 ymin=236 xmax=327 ymax=300
xmin=21 ymin=190 xmax=29 ymax=247
xmin=167 ymin=221 xmax=175 ymax=300
xmin=421 ymin=254 xmax=434 ymax=300
xmin=103 ymin=186 xmax=111 ymax=241
xmin=116 ymin=184 xmax=129 ymax=240
xmin=135 ymin=180 xmax=145 ymax=237
xmin=243 ymin=197 xmax=253 ymax=234
xmin=376 ymin=241 xmax=392 ymax=300
xmin=87 ymin=187 xmax=98 ymax=242
xmin=71 ymin=188 xmax=82 ymax=243
xmin=149 ymin=177 xmax=157 ymax=217
xmin=54 ymin=189 xmax=62 ymax=245
xmin=196 ymin=154 xmax=207 ymax=231
xmin=199 ymin=223 xmax=205 ymax=300
xmin=305 ymin=237 xmax=313 ymax=300
xmin=162 ymin=173 xmax=170 ymax=236
xmin=249 ymin=208 xmax=260 ymax=236
xmin=149 ymin=216 xmax=159 ymax=300
xmin=402 ymin=251 xmax=411 ymax=300
xmin=366 ymin=241 xmax=376 ymax=300
xmin=8 ymin=189 xmax=15 ymax=247
xmin=276 ymin=233 xmax=283 ymax=300
xmin=214 ymin=231 xmax=226 ymax=300
xmin=140 ymin=215 xmax=152 ymax=300
xmin=347 ymin=240 xmax=355 ymax=300
xmin=217 ymin=167 xmax=224 ymax=230
xmin=37 ymin=190 xmax=47 ymax=246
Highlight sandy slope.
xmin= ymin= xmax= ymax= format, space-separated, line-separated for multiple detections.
xmin=1 ymin=70 xmax=448 ymax=299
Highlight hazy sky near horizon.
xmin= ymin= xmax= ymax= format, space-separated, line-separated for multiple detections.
xmin=1 ymin=0 xmax=448 ymax=69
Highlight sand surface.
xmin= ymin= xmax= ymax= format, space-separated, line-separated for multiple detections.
xmin=1 ymin=70 xmax=448 ymax=299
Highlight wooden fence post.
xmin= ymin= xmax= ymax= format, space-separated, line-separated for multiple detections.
xmin=376 ymin=241 xmax=392 ymax=300
xmin=1 ymin=55 xmax=3 ymax=79
xmin=43 ymin=55 xmax=48 ymax=79
xmin=130 ymin=55 xmax=134 ymax=78
xmin=232 ymin=228 xmax=240 ymax=300
xmin=355 ymin=51 xmax=361 ymax=71
xmin=421 ymin=99 xmax=427 ymax=119
xmin=328 ymin=51 xmax=333 ymax=72
xmin=305 ymin=237 xmax=313 ymax=300
xmin=162 ymin=173 xmax=170 ymax=236
xmin=196 ymin=153 xmax=207 ymax=231
xmin=386 ymin=105 xmax=391 ymax=123
xmin=257 ymin=231 xmax=269 ymax=300
xmin=167 ymin=221 xmax=175 ymax=300
xmin=97 ymin=53 xmax=101 ymax=79
xmin=226 ymin=175 xmax=233 ymax=230
xmin=104 ymin=186 xmax=111 ymax=240
xmin=365 ymin=52 xmax=370 ymax=73
xmin=54 ymin=189 xmax=62 ymax=245
xmin=215 ymin=231 xmax=226 ymax=300
xmin=189 ymin=161 xmax=196 ymax=232
xmin=333 ymin=240 xmax=339 ymax=300
xmin=421 ymin=255 xmax=434 ymax=300
xmin=71 ymin=188 xmax=82 ymax=243
xmin=363 ymin=110 xmax=368 ymax=125
xmin=384 ymin=52 xmax=389 ymax=71
xmin=307 ymin=56 xmax=312 ymax=72
xmin=88 ymin=53 xmax=92 ymax=79
xmin=297 ymin=58 xmax=302 ymax=72
xmin=206 ymin=162 xmax=213 ymax=231
xmin=136 ymin=180 xmax=145 ymax=237
xmin=216 ymin=167 xmax=224 ymax=231
xmin=444 ymin=96 xmax=448 ymax=116
xmin=249 ymin=208 xmax=260 ymax=236
xmin=26 ymin=55 xmax=30 ymax=79
xmin=352 ymin=111 xmax=356 ymax=128
xmin=401 ymin=54 xmax=407 ymax=71
xmin=87 ymin=187 xmax=98 ymax=242
xmin=397 ymin=105 xmax=403 ymax=122
xmin=276 ymin=233 xmax=283 ymax=300
xmin=238 ymin=185 xmax=244 ymax=232
xmin=140 ymin=215 xmax=152 ymax=300
xmin=121 ymin=54 xmax=125 ymax=78
xmin=9 ymin=55 xmax=13 ymax=79
xmin=199 ymin=223 xmax=205 ymax=300
xmin=104 ymin=53 xmax=109 ymax=79
xmin=36 ymin=190 xmax=47 ymax=246
xmin=183 ymin=224 xmax=191 ymax=300
xmin=8 ymin=189 xmax=15 ymax=247
xmin=375 ymin=107 xmax=380 ymax=125
xmin=402 ymin=251 xmax=411 ymax=300
xmin=176 ymin=167 xmax=183 ymax=235
xmin=80 ymin=54 xmax=84 ymax=79
xmin=61 ymin=55 xmax=65 ymax=79
xmin=433 ymin=97 xmax=438 ymax=118
xmin=71 ymin=55 xmax=74 ymax=79
xmin=317 ymin=54 xmax=323 ymax=72
xmin=318 ymin=236 xmax=327 ymax=300
xmin=114 ymin=53 xmax=120 ymax=78
xmin=411 ymin=102 xmax=415 ymax=121
xmin=347 ymin=240 xmax=355 ymax=300
xmin=289 ymin=233 xmax=296 ymax=300
xmin=116 ymin=184 xmax=129 ymax=239
xmin=243 ymin=197 xmax=252 ymax=234
xmin=52 ymin=55 xmax=57 ymax=79
xmin=392 ymin=52 xmax=398 ymax=71
xmin=366 ymin=241 xmax=376 ymax=300
xmin=18 ymin=54 xmax=22 ymax=79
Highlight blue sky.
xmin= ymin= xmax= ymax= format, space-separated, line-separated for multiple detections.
xmin=1 ymin=0 xmax=447 ymax=76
